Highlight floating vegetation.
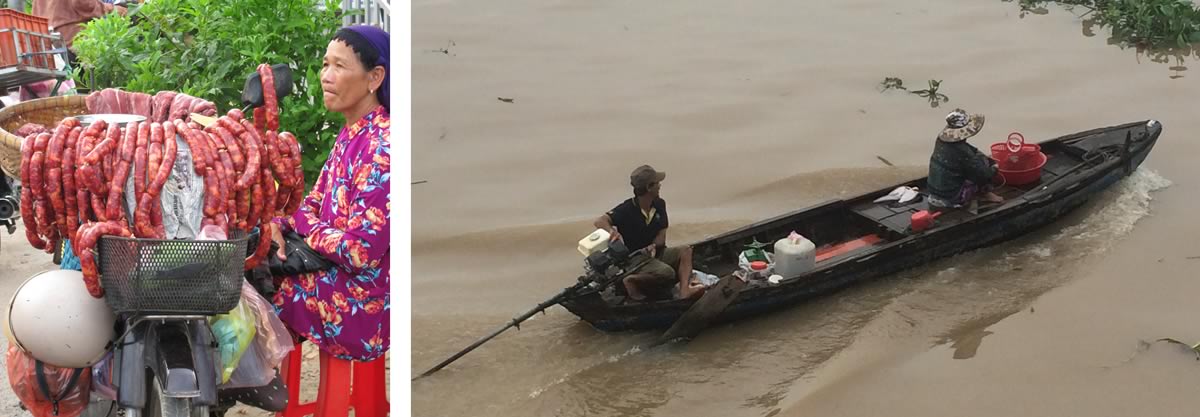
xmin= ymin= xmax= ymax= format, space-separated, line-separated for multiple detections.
xmin=880 ymin=77 xmax=906 ymax=91
xmin=1006 ymin=0 xmax=1200 ymax=49
xmin=879 ymin=77 xmax=950 ymax=108
xmin=1156 ymin=337 xmax=1200 ymax=360
xmin=429 ymin=40 xmax=457 ymax=55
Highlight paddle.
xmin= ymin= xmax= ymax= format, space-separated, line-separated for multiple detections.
xmin=654 ymin=272 xmax=747 ymax=345
xmin=412 ymin=281 xmax=588 ymax=381
xmin=414 ymin=250 xmax=653 ymax=380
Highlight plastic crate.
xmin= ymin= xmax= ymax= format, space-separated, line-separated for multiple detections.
xmin=0 ymin=10 xmax=52 ymax=70
xmin=97 ymin=232 xmax=249 ymax=315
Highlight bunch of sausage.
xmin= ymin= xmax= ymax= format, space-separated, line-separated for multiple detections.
xmin=18 ymin=65 xmax=307 ymax=298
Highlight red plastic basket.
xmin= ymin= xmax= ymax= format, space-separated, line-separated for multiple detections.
xmin=0 ymin=10 xmax=53 ymax=70
xmin=990 ymin=132 xmax=1047 ymax=185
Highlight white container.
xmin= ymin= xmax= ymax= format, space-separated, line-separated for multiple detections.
xmin=774 ymin=232 xmax=816 ymax=278
xmin=577 ymin=228 xmax=611 ymax=256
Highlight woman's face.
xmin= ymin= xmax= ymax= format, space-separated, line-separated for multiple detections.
xmin=320 ymin=40 xmax=384 ymax=113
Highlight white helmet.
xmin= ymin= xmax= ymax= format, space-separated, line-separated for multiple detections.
xmin=5 ymin=270 xmax=116 ymax=368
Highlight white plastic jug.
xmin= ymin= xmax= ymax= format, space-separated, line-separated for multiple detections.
xmin=774 ymin=231 xmax=816 ymax=278
xmin=577 ymin=228 xmax=611 ymax=256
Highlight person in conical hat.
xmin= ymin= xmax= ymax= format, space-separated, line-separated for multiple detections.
xmin=926 ymin=108 xmax=1004 ymax=211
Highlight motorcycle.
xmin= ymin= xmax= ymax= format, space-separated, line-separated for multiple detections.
xmin=74 ymin=65 xmax=294 ymax=417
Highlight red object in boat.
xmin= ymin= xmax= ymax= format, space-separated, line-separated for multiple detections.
xmin=990 ymin=132 xmax=1048 ymax=186
xmin=910 ymin=210 xmax=942 ymax=233
xmin=814 ymin=234 xmax=884 ymax=262
xmin=750 ymin=261 xmax=768 ymax=271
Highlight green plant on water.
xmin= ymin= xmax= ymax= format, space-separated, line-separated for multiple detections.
xmin=880 ymin=77 xmax=906 ymax=92
xmin=72 ymin=0 xmax=351 ymax=185
xmin=1005 ymin=0 xmax=1200 ymax=49
xmin=1156 ymin=338 xmax=1200 ymax=360
xmin=879 ymin=77 xmax=950 ymax=108
xmin=910 ymin=79 xmax=950 ymax=108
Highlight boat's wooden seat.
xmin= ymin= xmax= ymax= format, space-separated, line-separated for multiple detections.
xmin=852 ymin=198 xmax=929 ymax=235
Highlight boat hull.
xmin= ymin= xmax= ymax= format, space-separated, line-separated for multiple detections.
xmin=561 ymin=121 xmax=1160 ymax=332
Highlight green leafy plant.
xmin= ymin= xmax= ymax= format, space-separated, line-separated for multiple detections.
xmin=1156 ymin=337 xmax=1200 ymax=359
xmin=1007 ymin=0 xmax=1200 ymax=49
xmin=879 ymin=77 xmax=906 ymax=91
xmin=910 ymin=79 xmax=949 ymax=107
xmin=72 ymin=0 xmax=347 ymax=184
xmin=879 ymin=77 xmax=950 ymax=107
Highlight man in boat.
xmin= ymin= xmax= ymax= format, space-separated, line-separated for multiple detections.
xmin=594 ymin=165 xmax=704 ymax=301
xmin=927 ymin=108 xmax=1005 ymax=212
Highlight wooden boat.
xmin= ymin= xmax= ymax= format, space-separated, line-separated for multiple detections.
xmin=560 ymin=120 xmax=1162 ymax=332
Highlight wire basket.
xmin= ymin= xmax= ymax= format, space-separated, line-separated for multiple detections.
xmin=98 ymin=232 xmax=248 ymax=315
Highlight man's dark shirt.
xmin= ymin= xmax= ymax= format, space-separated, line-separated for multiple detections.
xmin=606 ymin=197 xmax=668 ymax=252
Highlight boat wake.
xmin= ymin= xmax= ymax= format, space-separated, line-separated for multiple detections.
xmin=527 ymin=344 xmax=645 ymax=399
xmin=1053 ymin=168 xmax=1171 ymax=244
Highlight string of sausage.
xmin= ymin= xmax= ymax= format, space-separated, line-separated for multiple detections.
xmin=19 ymin=133 xmax=45 ymax=250
xmin=76 ymin=221 xmax=133 ymax=298
xmin=21 ymin=72 xmax=309 ymax=295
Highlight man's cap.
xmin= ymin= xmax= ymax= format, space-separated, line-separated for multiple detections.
xmin=630 ymin=165 xmax=666 ymax=188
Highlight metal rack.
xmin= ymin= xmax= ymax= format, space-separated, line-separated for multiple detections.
xmin=0 ymin=27 xmax=69 ymax=96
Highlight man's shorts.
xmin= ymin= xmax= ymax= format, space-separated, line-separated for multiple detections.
xmin=630 ymin=246 xmax=685 ymax=293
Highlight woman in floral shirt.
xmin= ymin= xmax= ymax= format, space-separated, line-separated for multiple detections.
xmin=269 ymin=25 xmax=390 ymax=362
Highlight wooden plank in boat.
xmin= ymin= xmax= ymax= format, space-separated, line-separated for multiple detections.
xmin=656 ymin=274 xmax=746 ymax=344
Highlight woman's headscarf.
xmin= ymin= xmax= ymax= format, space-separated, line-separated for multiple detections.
xmin=334 ymin=25 xmax=390 ymax=111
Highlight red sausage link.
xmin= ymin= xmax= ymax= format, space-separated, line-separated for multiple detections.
xmin=203 ymin=167 xmax=219 ymax=217
xmin=173 ymin=120 xmax=207 ymax=175
xmin=257 ymin=64 xmax=279 ymax=131
xmin=63 ymin=127 xmax=81 ymax=239
xmin=77 ymin=221 xmax=134 ymax=298
xmin=91 ymin=192 xmax=108 ymax=222
xmin=234 ymin=124 xmax=262 ymax=191
xmin=208 ymin=125 xmax=244 ymax=175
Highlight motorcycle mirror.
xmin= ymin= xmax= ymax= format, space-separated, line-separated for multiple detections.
xmin=241 ymin=64 xmax=293 ymax=111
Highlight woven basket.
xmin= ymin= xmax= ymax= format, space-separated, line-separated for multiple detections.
xmin=0 ymin=95 xmax=89 ymax=178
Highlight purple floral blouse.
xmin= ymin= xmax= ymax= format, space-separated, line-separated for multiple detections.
xmin=273 ymin=106 xmax=390 ymax=361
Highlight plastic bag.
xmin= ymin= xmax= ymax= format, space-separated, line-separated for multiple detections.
xmin=223 ymin=341 xmax=273 ymax=389
xmin=737 ymin=251 xmax=775 ymax=276
xmin=197 ymin=224 xmax=228 ymax=241
xmin=6 ymin=344 xmax=91 ymax=417
xmin=89 ymin=351 xmax=116 ymax=401
xmin=242 ymin=280 xmax=294 ymax=370
xmin=209 ymin=299 xmax=257 ymax=384
xmin=670 ymin=270 xmax=722 ymax=299
xmin=19 ymin=78 xmax=76 ymax=101
xmin=693 ymin=270 xmax=720 ymax=287
xmin=220 ymin=281 xmax=294 ymax=389
xmin=125 ymin=133 xmax=206 ymax=239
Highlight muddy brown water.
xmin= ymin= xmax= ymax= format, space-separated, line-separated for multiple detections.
xmin=412 ymin=1 xmax=1200 ymax=416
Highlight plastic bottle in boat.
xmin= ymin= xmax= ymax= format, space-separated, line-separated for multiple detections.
xmin=749 ymin=260 xmax=769 ymax=280
xmin=774 ymin=231 xmax=816 ymax=278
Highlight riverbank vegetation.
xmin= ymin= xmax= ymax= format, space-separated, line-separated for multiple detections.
xmin=1008 ymin=0 xmax=1200 ymax=49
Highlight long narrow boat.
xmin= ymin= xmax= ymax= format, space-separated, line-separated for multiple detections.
xmin=560 ymin=120 xmax=1162 ymax=332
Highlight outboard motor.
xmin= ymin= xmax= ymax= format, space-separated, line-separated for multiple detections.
xmin=580 ymin=240 xmax=648 ymax=294
xmin=584 ymin=239 xmax=632 ymax=275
